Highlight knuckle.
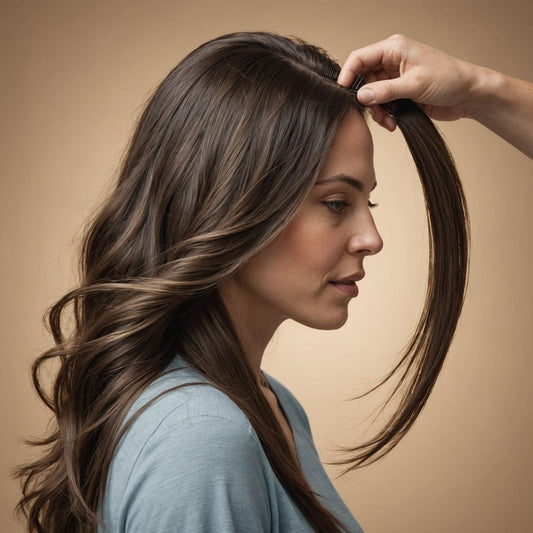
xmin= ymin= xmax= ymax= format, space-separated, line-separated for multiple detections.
xmin=379 ymin=82 xmax=394 ymax=99
xmin=347 ymin=51 xmax=363 ymax=67
xmin=388 ymin=33 xmax=407 ymax=43
xmin=387 ymin=34 xmax=409 ymax=52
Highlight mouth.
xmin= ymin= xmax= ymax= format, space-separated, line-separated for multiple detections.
xmin=329 ymin=272 xmax=364 ymax=297
xmin=329 ymin=280 xmax=359 ymax=297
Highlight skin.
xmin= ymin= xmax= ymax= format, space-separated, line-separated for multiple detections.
xmin=338 ymin=34 xmax=533 ymax=158
xmin=221 ymin=108 xmax=383 ymax=377
xmin=221 ymin=109 xmax=382 ymax=453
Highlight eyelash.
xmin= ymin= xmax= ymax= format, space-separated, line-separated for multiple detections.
xmin=323 ymin=200 xmax=378 ymax=213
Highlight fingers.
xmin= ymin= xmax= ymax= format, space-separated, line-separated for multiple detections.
xmin=338 ymin=40 xmax=390 ymax=86
xmin=352 ymin=69 xmax=397 ymax=105
xmin=369 ymin=106 xmax=397 ymax=131
xmin=339 ymin=35 xmax=476 ymax=128
xmin=339 ymin=35 xmax=421 ymax=131
xmin=357 ymin=78 xmax=415 ymax=105
xmin=338 ymin=34 xmax=409 ymax=86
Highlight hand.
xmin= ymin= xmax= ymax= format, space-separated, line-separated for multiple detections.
xmin=338 ymin=34 xmax=533 ymax=158
xmin=338 ymin=34 xmax=484 ymax=131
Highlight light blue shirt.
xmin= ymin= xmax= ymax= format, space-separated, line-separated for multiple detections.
xmin=101 ymin=357 xmax=364 ymax=532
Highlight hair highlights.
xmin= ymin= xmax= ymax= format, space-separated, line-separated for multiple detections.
xmin=15 ymin=33 xmax=469 ymax=532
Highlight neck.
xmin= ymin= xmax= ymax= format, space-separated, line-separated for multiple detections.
xmin=219 ymin=282 xmax=285 ymax=378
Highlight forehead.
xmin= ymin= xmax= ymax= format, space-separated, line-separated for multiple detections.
xmin=317 ymin=108 xmax=375 ymax=187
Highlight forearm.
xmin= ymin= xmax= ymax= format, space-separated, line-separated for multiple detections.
xmin=467 ymin=67 xmax=533 ymax=158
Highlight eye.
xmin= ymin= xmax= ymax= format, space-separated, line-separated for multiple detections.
xmin=368 ymin=200 xmax=378 ymax=208
xmin=323 ymin=200 xmax=349 ymax=213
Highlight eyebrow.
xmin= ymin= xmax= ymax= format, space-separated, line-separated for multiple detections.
xmin=314 ymin=174 xmax=377 ymax=192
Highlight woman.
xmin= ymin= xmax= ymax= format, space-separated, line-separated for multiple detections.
xmin=16 ymin=32 xmax=469 ymax=532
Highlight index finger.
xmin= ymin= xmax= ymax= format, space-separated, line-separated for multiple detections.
xmin=338 ymin=35 xmax=406 ymax=86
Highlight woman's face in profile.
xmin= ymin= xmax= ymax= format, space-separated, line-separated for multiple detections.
xmin=223 ymin=109 xmax=383 ymax=333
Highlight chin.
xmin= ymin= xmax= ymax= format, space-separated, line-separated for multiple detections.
xmin=299 ymin=310 xmax=349 ymax=331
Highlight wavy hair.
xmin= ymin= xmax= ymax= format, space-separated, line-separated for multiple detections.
xmin=15 ymin=32 xmax=469 ymax=532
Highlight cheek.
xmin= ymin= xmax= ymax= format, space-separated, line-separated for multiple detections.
xmin=272 ymin=219 xmax=343 ymax=280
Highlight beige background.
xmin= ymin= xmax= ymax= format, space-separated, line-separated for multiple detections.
xmin=2 ymin=1 xmax=532 ymax=531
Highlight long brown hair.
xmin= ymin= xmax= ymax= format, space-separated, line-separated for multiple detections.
xmin=15 ymin=32 xmax=469 ymax=532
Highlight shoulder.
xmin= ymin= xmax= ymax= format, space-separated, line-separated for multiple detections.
xmin=113 ymin=360 xmax=264 ymax=474
xmin=102 ymin=360 xmax=272 ymax=532
xmin=119 ymin=357 xmax=256 ymax=438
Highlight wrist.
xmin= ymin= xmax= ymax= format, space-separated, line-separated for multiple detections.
xmin=465 ymin=65 xmax=506 ymax=122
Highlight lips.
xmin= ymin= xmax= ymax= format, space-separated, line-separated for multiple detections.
xmin=331 ymin=271 xmax=365 ymax=284
xmin=329 ymin=280 xmax=359 ymax=297
xmin=329 ymin=272 xmax=364 ymax=297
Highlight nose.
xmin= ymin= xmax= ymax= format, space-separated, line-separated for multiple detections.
xmin=347 ymin=212 xmax=383 ymax=256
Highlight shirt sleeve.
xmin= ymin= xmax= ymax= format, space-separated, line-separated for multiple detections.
xmin=118 ymin=414 xmax=272 ymax=532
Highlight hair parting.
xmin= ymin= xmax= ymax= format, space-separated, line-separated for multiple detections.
xmin=15 ymin=32 xmax=469 ymax=532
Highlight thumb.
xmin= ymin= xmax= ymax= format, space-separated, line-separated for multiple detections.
xmin=357 ymin=78 xmax=413 ymax=105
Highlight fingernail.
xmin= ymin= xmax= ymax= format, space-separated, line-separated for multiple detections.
xmin=384 ymin=116 xmax=396 ymax=131
xmin=357 ymin=87 xmax=375 ymax=104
